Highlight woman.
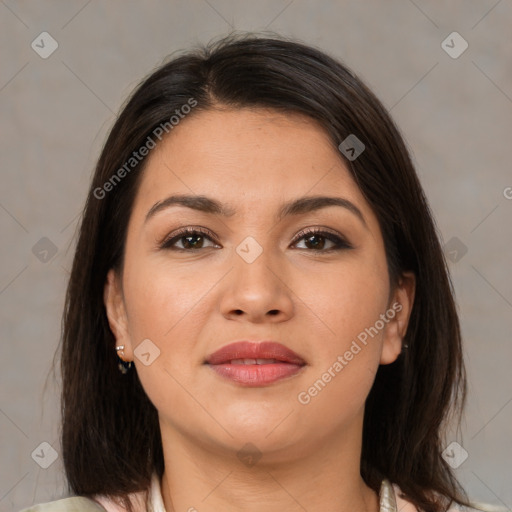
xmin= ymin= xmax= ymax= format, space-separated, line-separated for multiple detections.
xmin=20 ymin=34 xmax=490 ymax=512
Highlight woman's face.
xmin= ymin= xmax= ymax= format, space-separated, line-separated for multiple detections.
xmin=104 ymin=108 xmax=415 ymax=460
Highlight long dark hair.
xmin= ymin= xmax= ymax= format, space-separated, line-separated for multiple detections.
xmin=58 ymin=33 xmax=469 ymax=512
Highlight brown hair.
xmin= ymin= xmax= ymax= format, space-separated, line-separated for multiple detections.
xmin=58 ymin=33 xmax=470 ymax=512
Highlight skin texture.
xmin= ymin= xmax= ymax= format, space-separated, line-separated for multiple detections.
xmin=104 ymin=107 xmax=416 ymax=512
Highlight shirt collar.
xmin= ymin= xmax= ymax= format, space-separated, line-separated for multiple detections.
xmin=148 ymin=473 xmax=400 ymax=512
xmin=148 ymin=472 xmax=166 ymax=512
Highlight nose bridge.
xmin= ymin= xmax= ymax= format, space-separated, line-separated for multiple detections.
xmin=219 ymin=233 xmax=293 ymax=320
xmin=233 ymin=233 xmax=280 ymax=294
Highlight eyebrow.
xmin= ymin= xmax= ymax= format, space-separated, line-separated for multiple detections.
xmin=145 ymin=194 xmax=368 ymax=229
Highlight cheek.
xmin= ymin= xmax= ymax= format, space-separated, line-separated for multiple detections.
xmin=298 ymin=252 xmax=389 ymax=345
xmin=295 ymin=268 xmax=387 ymax=409
xmin=121 ymin=264 xmax=207 ymax=421
xmin=123 ymin=258 xmax=209 ymax=340
xmin=121 ymin=256 xmax=213 ymax=387
xmin=292 ymin=252 xmax=389 ymax=408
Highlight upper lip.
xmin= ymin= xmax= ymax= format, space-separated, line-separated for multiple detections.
xmin=205 ymin=341 xmax=306 ymax=365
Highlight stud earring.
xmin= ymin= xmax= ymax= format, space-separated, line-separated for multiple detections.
xmin=115 ymin=345 xmax=133 ymax=374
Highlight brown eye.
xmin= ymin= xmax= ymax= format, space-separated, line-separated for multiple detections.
xmin=160 ymin=228 xmax=218 ymax=251
xmin=159 ymin=227 xmax=351 ymax=252
xmin=292 ymin=229 xmax=352 ymax=252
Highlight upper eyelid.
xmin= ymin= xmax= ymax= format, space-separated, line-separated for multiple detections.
xmin=294 ymin=226 xmax=343 ymax=239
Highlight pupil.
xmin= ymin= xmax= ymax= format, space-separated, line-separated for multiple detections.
xmin=184 ymin=235 xmax=202 ymax=248
xmin=306 ymin=235 xmax=324 ymax=249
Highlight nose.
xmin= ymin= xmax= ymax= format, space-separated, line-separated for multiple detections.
xmin=219 ymin=244 xmax=294 ymax=323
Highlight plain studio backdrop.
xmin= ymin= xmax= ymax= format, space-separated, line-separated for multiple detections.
xmin=0 ymin=1 xmax=511 ymax=511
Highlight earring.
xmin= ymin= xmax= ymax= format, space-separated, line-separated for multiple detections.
xmin=115 ymin=345 xmax=133 ymax=374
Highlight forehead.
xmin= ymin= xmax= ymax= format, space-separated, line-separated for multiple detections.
xmin=131 ymin=108 xmax=369 ymax=221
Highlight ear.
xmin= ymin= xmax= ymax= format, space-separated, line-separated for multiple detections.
xmin=104 ymin=268 xmax=133 ymax=360
xmin=380 ymin=271 xmax=416 ymax=365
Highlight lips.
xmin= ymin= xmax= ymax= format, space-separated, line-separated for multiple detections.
xmin=205 ymin=341 xmax=306 ymax=387
xmin=205 ymin=341 xmax=306 ymax=366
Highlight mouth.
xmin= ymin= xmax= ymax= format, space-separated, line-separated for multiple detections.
xmin=204 ymin=341 xmax=306 ymax=387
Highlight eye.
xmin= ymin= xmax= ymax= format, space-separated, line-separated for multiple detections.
xmin=159 ymin=227 xmax=219 ymax=251
xmin=291 ymin=228 xmax=352 ymax=252
xmin=159 ymin=227 xmax=352 ymax=252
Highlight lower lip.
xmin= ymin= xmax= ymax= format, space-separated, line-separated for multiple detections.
xmin=207 ymin=362 xmax=305 ymax=386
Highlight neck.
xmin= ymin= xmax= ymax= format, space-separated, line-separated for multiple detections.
xmin=159 ymin=416 xmax=379 ymax=512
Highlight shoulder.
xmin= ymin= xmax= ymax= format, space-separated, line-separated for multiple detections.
xmin=18 ymin=496 xmax=107 ymax=512
xmin=392 ymin=483 xmax=508 ymax=512
xmin=19 ymin=473 xmax=158 ymax=512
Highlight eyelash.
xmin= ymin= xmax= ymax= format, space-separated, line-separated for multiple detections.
xmin=159 ymin=226 xmax=352 ymax=252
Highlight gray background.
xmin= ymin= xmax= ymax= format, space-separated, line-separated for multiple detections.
xmin=1 ymin=1 xmax=511 ymax=511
